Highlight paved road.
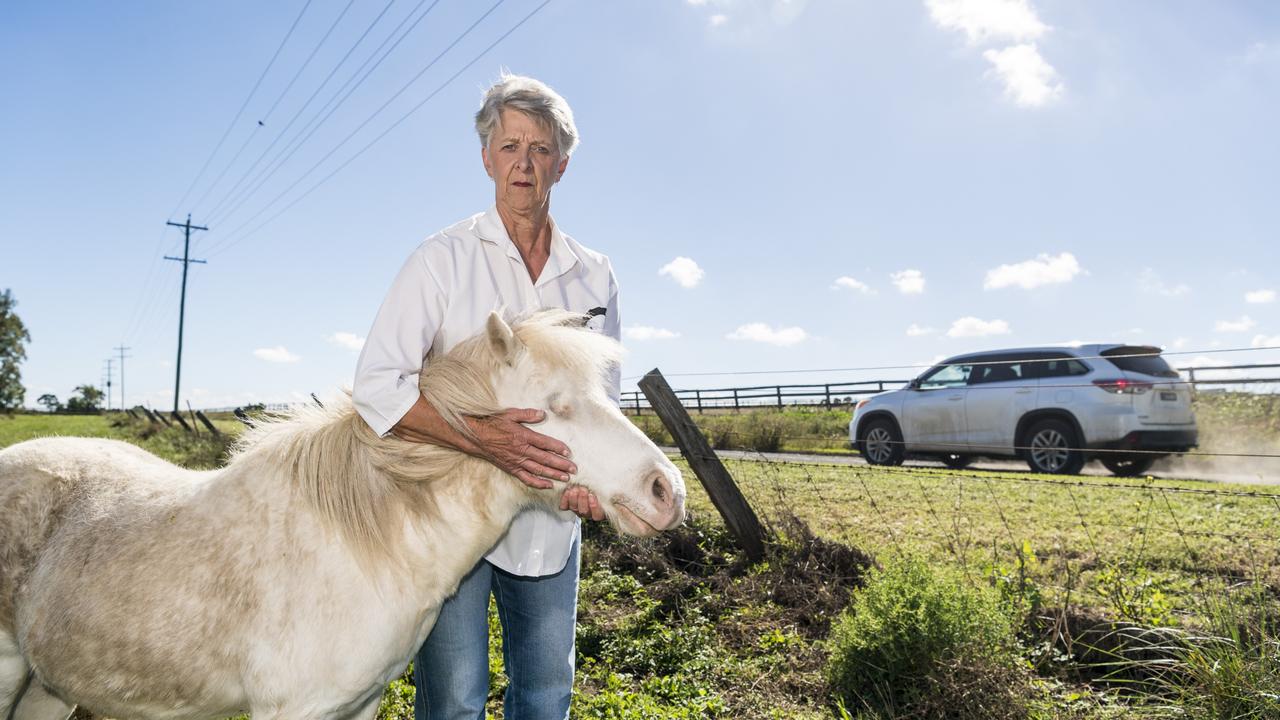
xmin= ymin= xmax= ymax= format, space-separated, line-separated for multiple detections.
xmin=663 ymin=447 xmax=1279 ymax=486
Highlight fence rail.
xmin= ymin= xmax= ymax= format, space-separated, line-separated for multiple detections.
xmin=620 ymin=363 xmax=1280 ymax=414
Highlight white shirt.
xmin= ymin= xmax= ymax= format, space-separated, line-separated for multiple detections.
xmin=352 ymin=205 xmax=620 ymax=576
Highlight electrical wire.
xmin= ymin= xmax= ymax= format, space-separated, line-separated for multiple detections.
xmin=206 ymin=0 xmax=553 ymax=258
xmin=166 ymin=0 xmax=316 ymax=221
xmin=202 ymin=0 xmax=403 ymax=224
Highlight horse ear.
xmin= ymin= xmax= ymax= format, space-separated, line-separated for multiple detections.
xmin=486 ymin=312 xmax=520 ymax=366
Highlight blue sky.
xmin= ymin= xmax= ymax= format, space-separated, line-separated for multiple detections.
xmin=2 ymin=0 xmax=1278 ymax=410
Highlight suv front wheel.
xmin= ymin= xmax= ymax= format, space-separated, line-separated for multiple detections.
xmin=1023 ymin=419 xmax=1085 ymax=475
xmin=861 ymin=419 xmax=905 ymax=466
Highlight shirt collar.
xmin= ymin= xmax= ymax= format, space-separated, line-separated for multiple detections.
xmin=475 ymin=205 xmax=580 ymax=285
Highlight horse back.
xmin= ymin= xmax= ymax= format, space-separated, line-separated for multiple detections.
xmin=0 ymin=438 xmax=190 ymax=634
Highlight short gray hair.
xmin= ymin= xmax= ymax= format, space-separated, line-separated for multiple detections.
xmin=475 ymin=73 xmax=579 ymax=157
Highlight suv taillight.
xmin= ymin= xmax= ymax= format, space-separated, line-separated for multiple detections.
xmin=1092 ymin=378 xmax=1153 ymax=394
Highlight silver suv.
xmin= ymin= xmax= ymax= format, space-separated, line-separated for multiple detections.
xmin=849 ymin=345 xmax=1198 ymax=476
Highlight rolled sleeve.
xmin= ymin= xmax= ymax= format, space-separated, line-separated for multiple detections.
xmin=353 ymin=247 xmax=449 ymax=436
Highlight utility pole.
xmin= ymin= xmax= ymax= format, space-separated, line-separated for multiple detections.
xmin=165 ymin=215 xmax=208 ymax=414
xmin=114 ymin=344 xmax=132 ymax=409
xmin=103 ymin=358 xmax=115 ymax=411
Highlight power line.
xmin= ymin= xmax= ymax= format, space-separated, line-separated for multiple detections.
xmin=206 ymin=0 xmax=443 ymax=230
xmin=202 ymin=0 xmax=403 ymax=223
xmin=191 ymin=0 xmax=360 ymax=218
xmin=115 ymin=344 xmax=133 ymax=409
xmin=167 ymin=0 xmax=316 ymax=220
xmin=164 ymin=215 xmax=209 ymax=413
xmin=204 ymin=0 xmax=507 ymax=252
xmin=207 ymin=0 xmax=552 ymax=257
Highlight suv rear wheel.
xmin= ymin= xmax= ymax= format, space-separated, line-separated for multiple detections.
xmin=1024 ymin=419 xmax=1085 ymax=475
xmin=1100 ymin=455 xmax=1156 ymax=477
xmin=861 ymin=419 xmax=905 ymax=466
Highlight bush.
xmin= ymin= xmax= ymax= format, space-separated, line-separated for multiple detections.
xmin=827 ymin=557 xmax=1029 ymax=718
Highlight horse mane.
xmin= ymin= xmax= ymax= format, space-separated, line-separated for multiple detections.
xmin=226 ymin=309 xmax=623 ymax=572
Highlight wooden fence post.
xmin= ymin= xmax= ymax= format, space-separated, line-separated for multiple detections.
xmin=194 ymin=410 xmax=221 ymax=437
xmin=732 ymin=389 xmax=739 ymax=413
xmin=640 ymin=368 xmax=767 ymax=563
xmin=170 ymin=411 xmax=192 ymax=433
xmin=776 ymin=386 xmax=782 ymax=409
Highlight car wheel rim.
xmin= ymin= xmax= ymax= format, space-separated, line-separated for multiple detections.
xmin=1030 ymin=429 xmax=1069 ymax=472
xmin=865 ymin=428 xmax=893 ymax=463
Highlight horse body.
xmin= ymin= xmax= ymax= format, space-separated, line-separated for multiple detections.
xmin=0 ymin=311 xmax=684 ymax=720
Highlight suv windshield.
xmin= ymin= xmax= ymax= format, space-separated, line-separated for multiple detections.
xmin=1100 ymin=346 xmax=1179 ymax=378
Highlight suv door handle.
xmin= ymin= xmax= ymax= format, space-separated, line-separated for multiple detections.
xmin=1016 ymin=388 xmax=1032 ymax=394
xmin=948 ymin=395 xmax=963 ymax=401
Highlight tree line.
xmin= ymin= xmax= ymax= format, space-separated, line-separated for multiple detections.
xmin=0 ymin=289 xmax=106 ymax=414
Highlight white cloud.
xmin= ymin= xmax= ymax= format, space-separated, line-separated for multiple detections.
xmin=947 ymin=316 xmax=1011 ymax=338
xmin=624 ymin=326 xmax=680 ymax=341
xmin=726 ymin=323 xmax=808 ymax=347
xmin=925 ymin=0 xmax=1048 ymax=44
xmin=254 ymin=346 xmax=300 ymax=363
xmin=327 ymin=332 xmax=365 ymax=351
xmin=659 ymin=256 xmax=704 ymax=288
xmin=709 ymin=13 xmax=728 ymax=26
xmin=982 ymin=44 xmax=1063 ymax=107
xmin=890 ymin=269 xmax=926 ymax=294
xmin=686 ymin=0 xmax=708 ymax=5
xmin=1137 ymin=268 xmax=1190 ymax=297
xmin=832 ymin=276 xmax=875 ymax=294
xmin=984 ymin=252 xmax=1081 ymax=290
xmin=907 ymin=323 xmax=937 ymax=337
xmin=1214 ymin=316 xmax=1256 ymax=333
xmin=1171 ymin=337 xmax=1189 ymax=350
xmin=1254 ymin=334 xmax=1280 ymax=348
xmin=1245 ymin=289 xmax=1276 ymax=304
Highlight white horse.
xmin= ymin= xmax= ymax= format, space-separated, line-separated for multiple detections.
xmin=0 ymin=310 xmax=685 ymax=720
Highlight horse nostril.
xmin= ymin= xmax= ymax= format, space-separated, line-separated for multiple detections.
xmin=650 ymin=472 xmax=674 ymax=509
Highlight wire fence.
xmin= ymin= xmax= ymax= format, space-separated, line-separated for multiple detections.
xmin=685 ymin=450 xmax=1280 ymax=622
xmin=620 ymin=362 xmax=1280 ymax=413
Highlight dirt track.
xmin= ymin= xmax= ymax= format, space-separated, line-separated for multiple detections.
xmin=665 ymin=448 xmax=1280 ymax=486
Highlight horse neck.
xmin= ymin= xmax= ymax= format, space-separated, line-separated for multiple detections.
xmin=396 ymin=458 xmax=549 ymax=599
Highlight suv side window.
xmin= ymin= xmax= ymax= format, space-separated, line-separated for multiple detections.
xmin=1038 ymin=356 xmax=1090 ymax=378
xmin=968 ymin=354 xmax=1024 ymax=385
xmin=918 ymin=362 xmax=973 ymax=389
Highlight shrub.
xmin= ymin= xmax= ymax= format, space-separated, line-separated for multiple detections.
xmin=827 ymin=557 xmax=1029 ymax=718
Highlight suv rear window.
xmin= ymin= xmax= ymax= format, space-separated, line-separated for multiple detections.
xmin=1100 ymin=346 xmax=1179 ymax=378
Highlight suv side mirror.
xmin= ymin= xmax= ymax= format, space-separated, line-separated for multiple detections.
xmin=907 ymin=378 xmax=921 ymax=390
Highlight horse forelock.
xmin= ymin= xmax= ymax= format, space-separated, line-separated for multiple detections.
xmin=512 ymin=309 xmax=624 ymax=389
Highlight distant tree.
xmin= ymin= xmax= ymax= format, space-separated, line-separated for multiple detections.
xmin=0 ymin=289 xmax=31 ymax=413
xmin=37 ymin=393 xmax=61 ymax=413
xmin=66 ymin=385 xmax=104 ymax=413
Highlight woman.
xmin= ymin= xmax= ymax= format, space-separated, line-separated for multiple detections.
xmin=352 ymin=74 xmax=619 ymax=720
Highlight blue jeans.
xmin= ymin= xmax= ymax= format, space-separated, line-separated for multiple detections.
xmin=413 ymin=536 xmax=580 ymax=720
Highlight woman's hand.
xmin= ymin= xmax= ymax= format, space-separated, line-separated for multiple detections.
xmin=465 ymin=409 xmax=577 ymax=490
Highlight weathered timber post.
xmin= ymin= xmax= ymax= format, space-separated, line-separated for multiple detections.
xmin=640 ymin=368 xmax=767 ymax=562
xmin=186 ymin=401 xmax=200 ymax=435
xmin=126 ymin=408 xmax=139 ymax=420
xmin=732 ymin=389 xmax=739 ymax=413
xmin=776 ymin=386 xmax=783 ymax=409
xmin=170 ymin=411 xmax=192 ymax=433
xmin=194 ymin=410 xmax=221 ymax=437
xmin=695 ymin=390 xmax=703 ymax=415
xmin=154 ymin=409 xmax=172 ymax=427
xmin=233 ymin=407 xmax=255 ymax=428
